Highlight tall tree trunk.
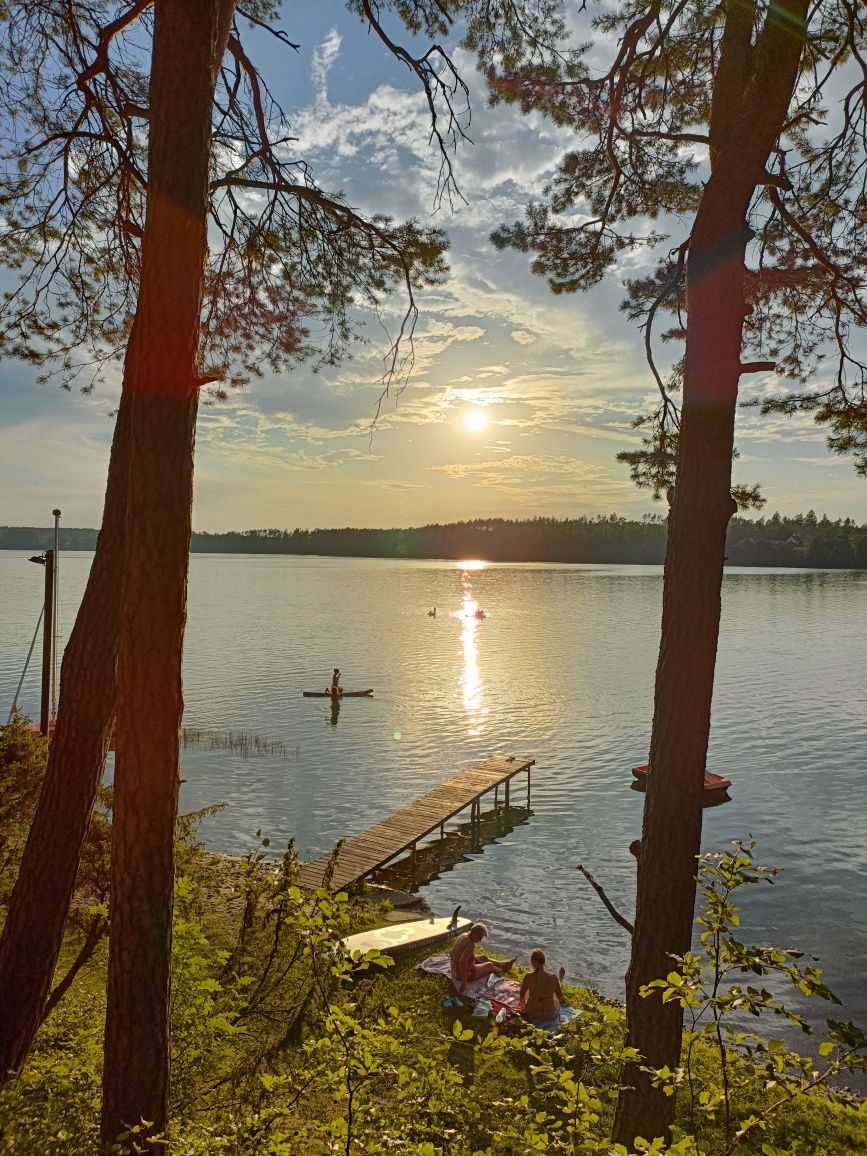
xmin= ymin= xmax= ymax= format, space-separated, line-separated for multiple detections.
xmin=613 ymin=212 xmax=746 ymax=1145
xmin=0 ymin=399 xmax=129 ymax=1078
xmin=612 ymin=2 xmax=808 ymax=1145
xmin=100 ymin=1 xmax=234 ymax=1147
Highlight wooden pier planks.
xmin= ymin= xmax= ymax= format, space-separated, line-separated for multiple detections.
xmin=297 ymin=754 xmax=535 ymax=893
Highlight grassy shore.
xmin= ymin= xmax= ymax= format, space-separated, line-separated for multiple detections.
xmin=1 ymin=721 xmax=865 ymax=1153
xmin=1 ymin=881 xmax=865 ymax=1154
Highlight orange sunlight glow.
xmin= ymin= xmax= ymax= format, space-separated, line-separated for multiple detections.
xmin=458 ymin=571 xmax=487 ymax=737
xmin=462 ymin=409 xmax=488 ymax=433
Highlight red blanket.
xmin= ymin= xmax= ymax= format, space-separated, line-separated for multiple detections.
xmin=416 ymin=953 xmax=523 ymax=1010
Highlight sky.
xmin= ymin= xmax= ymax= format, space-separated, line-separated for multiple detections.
xmin=1 ymin=6 xmax=865 ymax=532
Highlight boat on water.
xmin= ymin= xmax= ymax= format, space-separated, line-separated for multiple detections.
xmin=631 ymin=763 xmax=732 ymax=792
xmin=302 ymin=689 xmax=374 ymax=699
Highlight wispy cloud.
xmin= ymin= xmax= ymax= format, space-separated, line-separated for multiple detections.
xmin=311 ymin=28 xmax=342 ymax=95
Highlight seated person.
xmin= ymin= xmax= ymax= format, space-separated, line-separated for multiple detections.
xmin=449 ymin=923 xmax=515 ymax=987
xmin=519 ymin=948 xmax=564 ymax=1022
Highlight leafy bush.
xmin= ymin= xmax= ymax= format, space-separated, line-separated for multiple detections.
xmin=0 ymin=718 xmax=49 ymax=900
xmin=642 ymin=840 xmax=867 ymax=1153
xmin=2 ymin=783 xmax=866 ymax=1154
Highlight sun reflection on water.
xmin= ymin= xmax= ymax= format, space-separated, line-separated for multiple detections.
xmin=456 ymin=563 xmax=487 ymax=736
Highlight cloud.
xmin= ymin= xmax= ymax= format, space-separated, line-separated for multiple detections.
xmin=784 ymin=455 xmax=846 ymax=469
xmin=511 ymin=330 xmax=536 ymax=346
xmin=431 ymin=452 xmax=611 ymax=486
xmin=426 ymin=452 xmax=638 ymax=513
xmin=0 ymin=411 xmax=114 ymax=525
xmin=311 ymin=28 xmax=342 ymax=95
xmin=735 ymin=409 xmax=826 ymax=444
xmin=290 ymin=83 xmax=434 ymax=174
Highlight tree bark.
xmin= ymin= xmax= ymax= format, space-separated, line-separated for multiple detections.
xmin=0 ymin=397 xmax=129 ymax=1078
xmin=613 ymin=2 xmax=809 ymax=1145
xmin=100 ymin=1 xmax=234 ymax=1147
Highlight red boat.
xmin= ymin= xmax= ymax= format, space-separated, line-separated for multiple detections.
xmin=631 ymin=763 xmax=731 ymax=792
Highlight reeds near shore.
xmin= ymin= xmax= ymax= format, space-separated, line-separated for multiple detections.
xmin=181 ymin=727 xmax=291 ymax=759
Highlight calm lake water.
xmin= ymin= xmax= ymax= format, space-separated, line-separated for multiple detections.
xmin=2 ymin=552 xmax=866 ymax=1049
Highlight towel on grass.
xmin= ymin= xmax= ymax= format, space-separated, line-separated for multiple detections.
xmin=417 ymin=953 xmax=523 ymax=1008
xmin=417 ymin=954 xmax=581 ymax=1031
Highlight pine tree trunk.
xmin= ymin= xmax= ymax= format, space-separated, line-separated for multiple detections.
xmin=0 ymin=402 xmax=129 ymax=1077
xmin=99 ymin=1 xmax=234 ymax=1146
xmin=612 ymin=2 xmax=808 ymax=1145
xmin=612 ymin=216 xmax=745 ymax=1144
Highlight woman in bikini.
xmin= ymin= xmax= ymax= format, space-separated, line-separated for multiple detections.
xmin=519 ymin=948 xmax=564 ymax=1023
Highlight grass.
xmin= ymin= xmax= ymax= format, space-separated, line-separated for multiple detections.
xmin=181 ymin=726 xmax=292 ymax=758
xmin=1 ymin=878 xmax=865 ymax=1154
xmin=1 ymin=723 xmax=865 ymax=1153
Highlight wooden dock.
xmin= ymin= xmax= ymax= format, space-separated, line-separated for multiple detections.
xmin=297 ymin=754 xmax=535 ymax=893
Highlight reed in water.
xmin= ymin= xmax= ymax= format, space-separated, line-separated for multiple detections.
xmin=181 ymin=728 xmax=290 ymax=759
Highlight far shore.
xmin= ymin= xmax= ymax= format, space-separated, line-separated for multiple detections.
xmin=2 ymin=511 xmax=866 ymax=570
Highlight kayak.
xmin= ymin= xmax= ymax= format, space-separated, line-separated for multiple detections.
xmin=631 ymin=763 xmax=732 ymax=792
xmin=302 ymin=689 xmax=374 ymax=698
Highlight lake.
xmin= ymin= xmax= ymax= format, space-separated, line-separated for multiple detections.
xmin=2 ymin=551 xmax=866 ymax=1051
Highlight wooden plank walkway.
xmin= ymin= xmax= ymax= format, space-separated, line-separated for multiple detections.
xmin=297 ymin=754 xmax=535 ymax=893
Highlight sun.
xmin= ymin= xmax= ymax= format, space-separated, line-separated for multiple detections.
xmin=463 ymin=409 xmax=488 ymax=433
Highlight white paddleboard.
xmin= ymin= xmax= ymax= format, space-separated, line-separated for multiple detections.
xmin=343 ymin=915 xmax=471 ymax=958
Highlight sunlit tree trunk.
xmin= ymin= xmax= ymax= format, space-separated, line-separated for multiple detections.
xmin=0 ymin=406 xmax=128 ymax=1077
xmin=613 ymin=2 xmax=809 ymax=1144
xmin=100 ymin=0 xmax=234 ymax=1146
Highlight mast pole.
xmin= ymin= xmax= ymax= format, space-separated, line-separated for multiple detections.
xmin=51 ymin=508 xmax=61 ymax=720
xmin=40 ymin=549 xmax=55 ymax=736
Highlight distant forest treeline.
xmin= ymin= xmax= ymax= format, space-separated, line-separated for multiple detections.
xmin=3 ymin=512 xmax=867 ymax=569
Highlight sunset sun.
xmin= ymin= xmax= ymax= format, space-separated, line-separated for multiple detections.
xmin=462 ymin=409 xmax=488 ymax=433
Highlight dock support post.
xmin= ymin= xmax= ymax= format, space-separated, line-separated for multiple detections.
xmin=504 ymin=777 xmax=510 ymax=822
xmin=526 ymin=766 xmax=531 ymax=811
xmin=411 ymin=842 xmax=417 ymax=889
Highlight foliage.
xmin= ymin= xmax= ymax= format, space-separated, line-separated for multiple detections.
xmin=5 ymin=512 xmax=867 ymax=567
xmin=9 ymin=514 xmax=867 ymax=566
xmin=0 ymin=981 xmax=104 ymax=1155
xmin=1 ymin=819 xmax=866 ymax=1154
xmin=0 ymin=720 xmax=111 ymax=1016
xmin=158 ymin=513 xmax=867 ymax=569
xmin=0 ymin=1 xmax=453 ymax=398
xmin=640 ymin=840 xmax=867 ymax=1154
xmin=0 ymin=718 xmax=49 ymax=895
xmin=466 ymin=0 xmax=867 ymax=487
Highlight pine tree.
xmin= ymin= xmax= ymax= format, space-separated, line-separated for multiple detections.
xmin=0 ymin=0 xmax=458 ymax=1142
xmin=464 ymin=0 xmax=866 ymax=1143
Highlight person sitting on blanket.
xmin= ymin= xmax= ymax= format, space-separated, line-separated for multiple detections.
xmin=519 ymin=949 xmax=564 ymax=1023
xmin=449 ymin=923 xmax=515 ymax=986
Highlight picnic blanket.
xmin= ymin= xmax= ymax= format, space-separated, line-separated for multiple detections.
xmin=417 ymin=953 xmax=524 ymax=1008
xmin=417 ymin=954 xmax=581 ymax=1032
